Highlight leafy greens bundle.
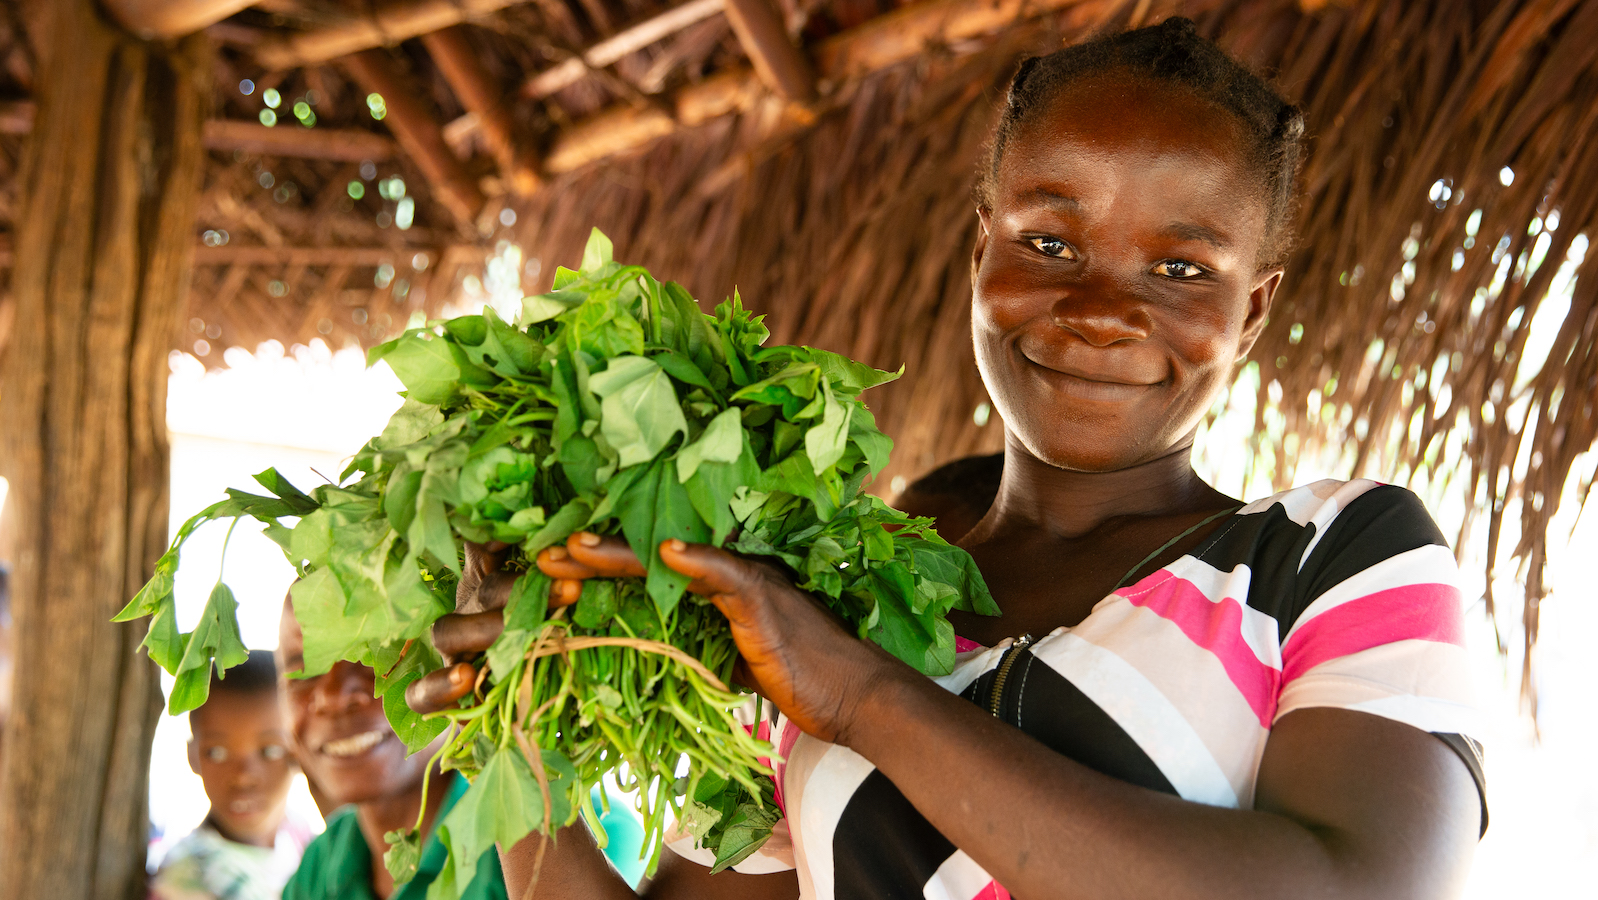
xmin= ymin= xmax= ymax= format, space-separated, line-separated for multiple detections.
xmin=117 ymin=229 xmax=997 ymax=895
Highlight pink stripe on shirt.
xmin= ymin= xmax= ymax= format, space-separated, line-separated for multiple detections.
xmin=1281 ymin=582 xmax=1464 ymax=683
xmin=1121 ymin=572 xmax=1281 ymax=727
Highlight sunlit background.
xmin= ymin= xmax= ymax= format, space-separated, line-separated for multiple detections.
xmin=0 ymin=240 xmax=1588 ymax=891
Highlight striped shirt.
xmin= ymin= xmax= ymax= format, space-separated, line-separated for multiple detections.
xmin=666 ymin=480 xmax=1487 ymax=899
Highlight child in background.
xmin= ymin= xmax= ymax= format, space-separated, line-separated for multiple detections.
xmin=152 ymin=650 xmax=313 ymax=900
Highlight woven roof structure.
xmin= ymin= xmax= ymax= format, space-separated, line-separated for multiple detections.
xmin=0 ymin=0 xmax=1591 ymax=686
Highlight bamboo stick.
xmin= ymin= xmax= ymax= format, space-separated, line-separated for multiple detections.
xmin=202 ymin=120 xmax=399 ymax=161
xmin=723 ymin=0 xmax=815 ymax=102
xmin=422 ymin=26 xmax=542 ymax=195
xmin=340 ymin=49 xmax=485 ymax=225
xmin=520 ymin=0 xmax=726 ymax=99
xmin=100 ymin=0 xmax=254 ymax=39
xmin=251 ymin=0 xmax=534 ymax=71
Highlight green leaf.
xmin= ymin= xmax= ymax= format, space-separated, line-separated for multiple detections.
xmin=376 ymin=334 xmax=462 ymax=405
xmin=168 ymin=583 xmax=250 ymax=714
xmin=651 ymin=348 xmax=716 ymax=392
xmin=646 ymin=462 xmax=709 ymax=614
xmin=803 ymin=386 xmax=852 ymax=475
xmin=383 ymin=829 xmax=422 ymax=884
xmin=580 ymin=227 xmax=614 ymax=273
xmin=250 ymin=468 xmax=319 ymax=513
xmin=803 ymin=347 xmax=902 ymax=395
xmin=524 ymin=498 xmax=591 ymax=554
xmin=521 ymin=291 xmax=578 ymax=324
xmin=676 ymin=407 xmax=743 ymax=482
xmin=141 ymin=599 xmax=185 ymax=671
xmin=288 ymin=569 xmax=359 ymax=676
xmin=590 ymin=357 xmax=688 ymax=468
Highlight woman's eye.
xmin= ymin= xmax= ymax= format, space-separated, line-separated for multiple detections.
xmin=262 ymin=744 xmax=287 ymax=762
xmin=1154 ymin=259 xmax=1205 ymax=279
xmin=204 ymin=746 xmax=229 ymax=763
xmin=1028 ymin=237 xmax=1073 ymax=258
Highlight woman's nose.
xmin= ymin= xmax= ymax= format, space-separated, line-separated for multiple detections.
xmin=1050 ymin=280 xmax=1151 ymax=346
xmin=309 ymin=661 xmax=373 ymax=714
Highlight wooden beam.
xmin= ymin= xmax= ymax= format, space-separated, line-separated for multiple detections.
xmin=250 ymin=0 xmax=533 ymax=71
xmin=543 ymin=0 xmax=1096 ymax=173
xmin=202 ymin=120 xmax=399 ymax=161
xmin=192 ymin=244 xmax=463 ymax=266
xmin=546 ymin=68 xmax=756 ymax=172
xmin=421 ymin=26 xmax=542 ymax=195
xmin=99 ymin=0 xmax=254 ymax=39
xmin=0 ymin=106 xmax=401 ymax=161
xmin=520 ymin=0 xmax=725 ymax=99
xmin=812 ymin=0 xmax=1091 ymax=81
xmin=340 ymin=49 xmax=485 ymax=226
xmin=723 ymin=0 xmax=815 ymax=102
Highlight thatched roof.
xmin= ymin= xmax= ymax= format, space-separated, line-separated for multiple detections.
xmin=0 ymin=0 xmax=1590 ymax=684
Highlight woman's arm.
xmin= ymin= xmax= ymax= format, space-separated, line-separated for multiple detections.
xmin=848 ymin=663 xmax=1478 ymax=899
xmin=566 ymin=535 xmax=1480 ymax=900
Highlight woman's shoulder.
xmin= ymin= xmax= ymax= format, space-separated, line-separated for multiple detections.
xmin=1194 ymin=479 xmax=1455 ymax=627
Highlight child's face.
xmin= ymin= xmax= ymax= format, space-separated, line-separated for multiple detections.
xmin=187 ymin=690 xmax=296 ymax=847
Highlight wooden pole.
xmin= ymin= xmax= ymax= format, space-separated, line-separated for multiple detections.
xmin=340 ymin=49 xmax=485 ymax=227
xmin=0 ymin=3 xmax=211 ymax=898
xmin=420 ymin=26 xmax=542 ymax=196
xmin=100 ymin=0 xmax=254 ymax=39
xmin=722 ymin=0 xmax=815 ymax=102
xmin=250 ymin=0 xmax=533 ymax=71
xmin=202 ymin=120 xmax=399 ymax=161
xmin=519 ymin=0 xmax=726 ymax=99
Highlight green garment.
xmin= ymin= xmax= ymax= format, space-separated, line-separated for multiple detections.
xmin=283 ymin=774 xmax=507 ymax=900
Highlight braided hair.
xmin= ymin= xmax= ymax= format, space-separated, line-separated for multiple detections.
xmin=978 ymin=17 xmax=1306 ymax=269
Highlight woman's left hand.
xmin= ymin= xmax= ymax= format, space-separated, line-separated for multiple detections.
xmin=538 ymin=532 xmax=903 ymax=745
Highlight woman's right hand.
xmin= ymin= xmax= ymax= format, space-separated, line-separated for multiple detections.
xmin=403 ymin=540 xmax=583 ymax=714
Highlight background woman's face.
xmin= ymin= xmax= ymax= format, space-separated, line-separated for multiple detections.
xmin=972 ymin=71 xmax=1280 ymax=474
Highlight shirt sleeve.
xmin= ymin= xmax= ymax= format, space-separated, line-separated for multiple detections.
xmin=1274 ymin=484 xmax=1487 ymax=830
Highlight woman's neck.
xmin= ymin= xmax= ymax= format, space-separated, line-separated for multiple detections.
xmin=981 ymin=434 xmax=1230 ymax=540
xmin=354 ymin=770 xmax=454 ymax=898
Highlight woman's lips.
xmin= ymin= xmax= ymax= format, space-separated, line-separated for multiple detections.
xmin=1022 ymin=356 xmax=1160 ymax=401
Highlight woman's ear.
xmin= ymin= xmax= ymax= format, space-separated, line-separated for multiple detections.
xmin=971 ymin=207 xmax=992 ymax=283
xmin=1238 ymin=267 xmax=1283 ymax=358
xmin=187 ymin=737 xmax=201 ymax=776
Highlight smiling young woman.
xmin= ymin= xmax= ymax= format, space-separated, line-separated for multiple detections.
xmin=410 ymin=17 xmax=1486 ymax=900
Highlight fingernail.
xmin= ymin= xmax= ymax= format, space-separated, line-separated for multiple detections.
xmin=450 ymin=665 xmax=469 ymax=683
xmin=665 ymin=539 xmax=686 ymax=552
xmin=577 ymin=532 xmax=601 ymax=547
xmin=548 ymin=546 xmax=568 ymax=560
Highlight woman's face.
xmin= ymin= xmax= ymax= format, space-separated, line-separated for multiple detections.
xmin=972 ymin=71 xmax=1280 ymax=474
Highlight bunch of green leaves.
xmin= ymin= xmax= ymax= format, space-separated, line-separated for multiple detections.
xmin=118 ymin=229 xmax=996 ymax=897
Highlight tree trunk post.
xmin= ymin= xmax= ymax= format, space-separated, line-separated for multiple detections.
xmin=0 ymin=2 xmax=211 ymax=897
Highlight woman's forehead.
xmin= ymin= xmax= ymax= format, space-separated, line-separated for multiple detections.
xmin=1002 ymin=71 xmax=1255 ymax=184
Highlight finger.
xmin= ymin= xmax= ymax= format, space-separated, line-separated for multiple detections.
xmin=404 ymin=662 xmax=477 ymax=713
xmin=536 ymin=544 xmax=600 ymax=580
xmin=564 ymin=532 xmax=647 ymax=577
xmin=432 ymin=611 xmax=505 ymax=660
xmin=658 ymin=539 xmax=760 ymax=598
xmin=473 ymin=569 xmax=520 ymax=612
xmin=550 ymin=578 xmax=583 ymax=608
